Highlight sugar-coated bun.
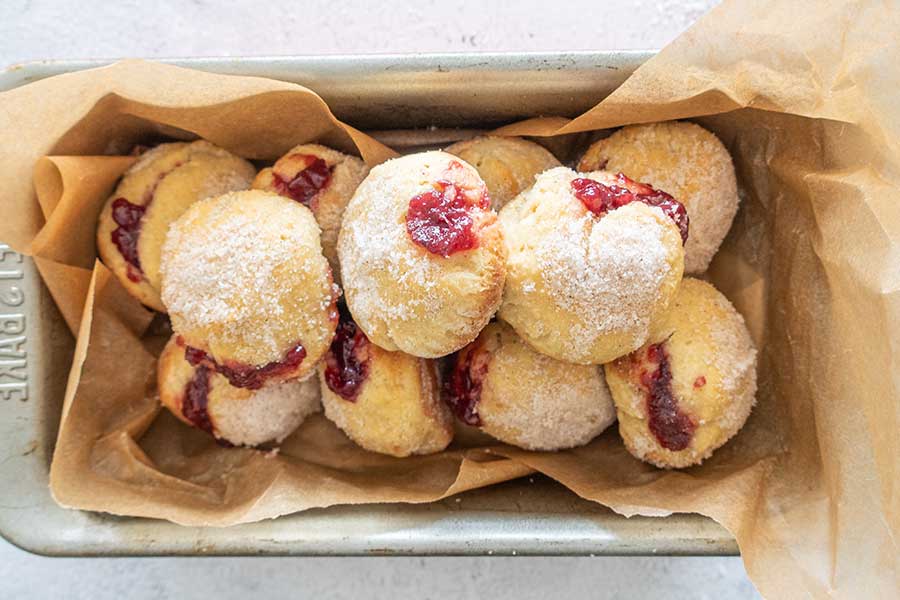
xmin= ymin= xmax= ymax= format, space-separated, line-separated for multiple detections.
xmin=498 ymin=167 xmax=685 ymax=365
xmin=338 ymin=151 xmax=506 ymax=358
xmin=160 ymin=190 xmax=338 ymax=388
xmin=604 ymin=278 xmax=757 ymax=468
xmin=252 ymin=143 xmax=368 ymax=284
xmin=97 ymin=141 xmax=256 ymax=311
xmin=158 ymin=336 xmax=321 ymax=446
xmin=317 ymin=310 xmax=453 ymax=457
xmin=578 ymin=122 xmax=738 ymax=274
xmin=445 ymin=136 xmax=561 ymax=210
xmin=445 ymin=322 xmax=616 ymax=451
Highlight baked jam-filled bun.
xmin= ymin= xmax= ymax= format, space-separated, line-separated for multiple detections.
xmin=160 ymin=190 xmax=338 ymax=389
xmin=97 ymin=141 xmax=256 ymax=311
xmin=444 ymin=321 xmax=616 ymax=451
xmin=578 ymin=122 xmax=738 ymax=274
xmin=338 ymin=151 xmax=506 ymax=358
xmin=445 ymin=136 xmax=561 ymax=210
xmin=498 ymin=167 xmax=686 ymax=365
xmin=604 ymin=278 xmax=757 ymax=468
xmin=158 ymin=336 xmax=321 ymax=446
xmin=252 ymin=143 xmax=368 ymax=284
xmin=97 ymin=140 xmax=256 ymax=312
xmin=317 ymin=308 xmax=453 ymax=457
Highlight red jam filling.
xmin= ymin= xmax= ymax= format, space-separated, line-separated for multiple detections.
xmin=184 ymin=342 xmax=307 ymax=390
xmin=693 ymin=375 xmax=707 ymax=389
xmin=110 ymin=198 xmax=146 ymax=282
xmin=272 ymin=155 xmax=333 ymax=207
xmin=406 ymin=166 xmax=490 ymax=257
xmin=109 ymin=159 xmax=185 ymax=282
xmin=634 ymin=342 xmax=696 ymax=452
xmin=180 ymin=364 xmax=233 ymax=447
xmin=323 ymin=308 xmax=370 ymax=401
xmin=443 ymin=343 xmax=491 ymax=426
xmin=182 ymin=364 xmax=214 ymax=434
xmin=570 ymin=173 xmax=689 ymax=244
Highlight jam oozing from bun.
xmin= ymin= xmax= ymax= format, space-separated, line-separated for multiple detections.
xmin=443 ymin=342 xmax=491 ymax=426
xmin=182 ymin=364 xmax=213 ymax=434
xmin=110 ymin=160 xmax=186 ymax=282
xmin=637 ymin=342 xmax=696 ymax=451
xmin=110 ymin=198 xmax=146 ymax=282
xmin=272 ymin=154 xmax=333 ymax=207
xmin=184 ymin=341 xmax=307 ymax=390
xmin=323 ymin=309 xmax=371 ymax=401
xmin=406 ymin=162 xmax=491 ymax=257
xmin=571 ymin=173 xmax=689 ymax=243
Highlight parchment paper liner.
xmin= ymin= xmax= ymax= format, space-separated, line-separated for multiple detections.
xmin=0 ymin=1 xmax=896 ymax=597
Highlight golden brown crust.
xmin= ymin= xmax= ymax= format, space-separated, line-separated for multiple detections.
xmin=318 ymin=342 xmax=453 ymax=457
xmin=160 ymin=190 xmax=337 ymax=382
xmin=446 ymin=136 xmax=561 ymax=210
xmin=604 ymin=278 xmax=757 ymax=468
xmin=417 ymin=359 xmax=445 ymax=423
xmin=460 ymin=322 xmax=616 ymax=451
xmin=338 ymin=151 xmax=507 ymax=358
xmin=157 ymin=335 xmax=196 ymax=427
xmin=97 ymin=141 xmax=256 ymax=312
xmin=578 ymin=122 xmax=738 ymax=274
xmin=252 ymin=143 xmax=368 ymax=285
xmin=158 ymin=336 xmax=321 ymax=446
xmin=498 ymin=167 xmax=684 ymax=364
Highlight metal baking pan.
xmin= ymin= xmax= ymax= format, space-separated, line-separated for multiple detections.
xmin=0 ymin=52 xmax=738 ymax=556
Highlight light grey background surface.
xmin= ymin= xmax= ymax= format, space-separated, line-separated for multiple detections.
xmin=1 ymin=1 xmax=761 ymax=598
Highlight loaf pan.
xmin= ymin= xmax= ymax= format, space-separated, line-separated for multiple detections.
xmin=0 ymin=52 xmax=737 ymax=556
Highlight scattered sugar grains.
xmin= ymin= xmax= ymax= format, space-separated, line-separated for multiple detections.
xmin=580 ymin=122 xmax=738 ymax=273
xmin=485 ymin=348 xmax=615 ymax=450
xmin=212 ymin=377 xmax=321 ymax=447
xmin=343 ymin=163 xmax=415 ymax=325
xmin=338 ymin=152 xmax=503 ymax=354
xmin=624 ymin=281 xmax=757 ymax=467
xmin=534 ymin=196 xmax=671 ymax=356
xmin=341 ymin=190 xmax=440 ymax=326
xmin=160 ymin=192 xmax=330 ymax=359
xmin=708 ymin=292 xmax=758 ymax=429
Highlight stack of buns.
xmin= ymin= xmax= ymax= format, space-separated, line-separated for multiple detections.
xmin=96 ymin=122 xmax=756 ymax=467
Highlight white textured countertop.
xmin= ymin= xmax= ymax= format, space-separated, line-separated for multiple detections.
xmin=0 ymin=1 xmax=761 ymax=598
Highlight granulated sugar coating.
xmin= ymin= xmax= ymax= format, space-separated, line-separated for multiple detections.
xmin=252 ymin=143 xmax=369 ymax=286
xmin=445 ymin=135 xmax=562 ymax=210
xmin=209 ymin=376 xmax=321 ymax=447
xmin=578 ymin=121 xmax=739 ymax=274
xmin=338 ymin=151 xmax=506 ymax=358
xmin=604 ymin=278 xmax=757 ymax=469
xmin=157 ymin=336 xmax=322 ymax=447
xmin=160 ymin=190 xmax=337 ymax=383
xmin=457 ymin=322 xmax=617 ymax=451
xmin=498 ymin=167 xmax=684 ymax=365
xmin=96 ymin=140 xmax=256 ymax=312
